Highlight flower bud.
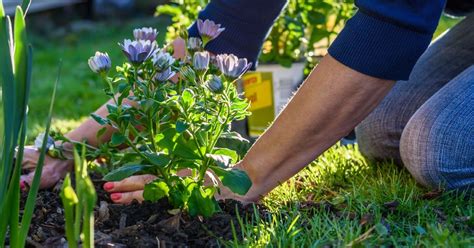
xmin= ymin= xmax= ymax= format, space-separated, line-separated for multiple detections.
xmin=88 ymin=52 xmax=111 ymax=74
xmin=34 ymin=132 xmax=55 ymax=151
xmin=207 ymin=75 xmax=224 ymax=93
xmin=187 ymin=37 xmax=203 ymax=51
xmin=193 ymin=51 xmax=210 ymax=72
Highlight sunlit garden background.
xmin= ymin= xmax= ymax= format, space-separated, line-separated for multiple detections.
xmin=10 ymin=0 xmax=474 ymax=246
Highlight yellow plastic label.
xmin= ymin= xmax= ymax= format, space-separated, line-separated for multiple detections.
xmin=242 ymin=73 xmax=273 ymax=111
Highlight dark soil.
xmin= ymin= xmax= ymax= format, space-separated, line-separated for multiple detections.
xmin=18 ymin=177 xmax=267 ymax=248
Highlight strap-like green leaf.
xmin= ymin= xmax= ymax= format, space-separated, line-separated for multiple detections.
xmin=18 ymin=61 xmax=61 ymax=246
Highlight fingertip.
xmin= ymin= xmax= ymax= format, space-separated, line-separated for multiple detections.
xmin=111 ymin=193 xmax=122 ymax=202
xmin=20 ymin=181 xmax=26 ymax=190
xmin=103 ymin=182 xmax=114 ymax=191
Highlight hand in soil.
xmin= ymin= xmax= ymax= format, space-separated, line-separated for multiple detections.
xmin=20 ymin=146 xmax=73 ymax=189
xmin=104 ymin=169 xmax=253 ymax=204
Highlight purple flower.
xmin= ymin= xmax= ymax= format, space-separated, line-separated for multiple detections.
xmin=133 ymin=27 xmax=158 ymax=41
xmin=197 ymin=19 xmax=225 ymax=44
xmin=207 ymin=75 xmax=223 ymax=93
xmin=215 ymin=54 xmax=252 ymax=80
xmin=193 ymin=51 xmax=210 ymax=71
xmin=88 ymin=51 xmax=111 ymax=74
xmin=154 ymin=67 xmax=176 ymax=82
xmin=187 ymin=37 xmax=203 ymax=51
xmin=152 ymin=50 xmax=175 ymax=71
xmin=119 ymin=39 xmax=158 ymax=65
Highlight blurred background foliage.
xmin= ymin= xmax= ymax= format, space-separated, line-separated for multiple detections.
xmin=26 ymin=1 xmax=461 ymax=137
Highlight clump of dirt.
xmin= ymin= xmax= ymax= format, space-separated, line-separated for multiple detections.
xmin=17 ymin=178 xmax=267 ymax=248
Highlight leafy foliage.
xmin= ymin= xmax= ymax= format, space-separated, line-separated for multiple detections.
xmin=65 ymin=23 xmax=254 ymax=217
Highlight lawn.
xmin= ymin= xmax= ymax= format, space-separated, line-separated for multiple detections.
xmin=27 ymin=15 xmax=472 ymax=247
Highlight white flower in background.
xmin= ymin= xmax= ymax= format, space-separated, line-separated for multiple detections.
xmin=88 ymin=51 xmax=111 ymax=74
xmin=119 ymin=39 xmax=158 ymax=65
xmin=215 ymin=54 xmax=252 ymax=80
xmin=133 ymin=27 xmax=158 ymax=41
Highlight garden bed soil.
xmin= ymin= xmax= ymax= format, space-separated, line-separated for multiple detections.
xmin=19 ymin=177 xmax=267 ymax=248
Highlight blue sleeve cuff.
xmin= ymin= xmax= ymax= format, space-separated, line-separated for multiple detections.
xmin=188 ymin=0 xmax=287 ymax=70
xmin=328 ymin=11 xmax=434 ymax=80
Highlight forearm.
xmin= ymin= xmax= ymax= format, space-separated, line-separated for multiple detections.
xmin=239 ymin=55 xmax=394 ymax=201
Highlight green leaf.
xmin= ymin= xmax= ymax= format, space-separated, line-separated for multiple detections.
xmin=106 ymin=104 xmax=118 ymax=114
xmin=103 ymin=164 xmax=150 ymax=181
xmin=173 ymin=136 xmax=202 ymax=160
xmin=21 ymin=0 xmax=31 ymax=15
xmin=96 ymin=127 xmax=107 ymax=140
xmin=156 ymin=128 xmax=178 ymax=152
xmin=19 ymin=60 xmax=61 ymax=247
xmin=91 ymin=113 xmax=108 ymax=125
xmin=143 ymin=151 xmax=170 ymax=167
xmin=213 ymin=148 xmax=238 ymax=164
xmin=207 ymin=153 xmax=232 ymax=168
xmin=187 ymin=185 xmax=219 ymax=217
xmin=0 ymin=0 xmax=4 ymax=17
xmin=210 ymin=166 xmax=252 ymax=195
xmin=110 ymin=133 xmax=126 ymax=146
xmin=216 ymin=131 xmax=251 ymax=158
xmin=176 ymin=120 xmax=189 ymax=133
xmin=143 ymin=180 xmax=170 ymax=202
xmin=181 ymin=88 xmax=195 ymax=109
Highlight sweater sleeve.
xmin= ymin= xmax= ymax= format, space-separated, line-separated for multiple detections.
xmin=188 ymin=0 xmax=287 ymax=68
xmin=328 ymin=0 xmax=446 ymax=80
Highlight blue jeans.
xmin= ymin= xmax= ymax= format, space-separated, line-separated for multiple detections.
xmin=356 ymin=13 xmax=474 ymax=191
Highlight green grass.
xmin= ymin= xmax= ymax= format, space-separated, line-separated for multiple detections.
xmin=27 ymin=15 xmax=472 ymax=247
xmin=228 ymin=145 xmax=473 ymax=247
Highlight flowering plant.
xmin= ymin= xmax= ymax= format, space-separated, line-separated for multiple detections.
xmin=84 ymin=20 xmax=252 ymax=217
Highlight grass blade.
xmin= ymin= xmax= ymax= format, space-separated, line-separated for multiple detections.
xmin=0 ymin=0 xmax=4 ymax=17
xmin=0 ymin=15 xmax=16 ymax=201
xmin=60 ymin=173 xmax=79 ymax=248
xmin=14 ymin=6 xmax=28 ymax=131
xmin=21 ymin=0 xmax=31 ymax=15
xmin=18 ymin=60 xmax=61 ymax=246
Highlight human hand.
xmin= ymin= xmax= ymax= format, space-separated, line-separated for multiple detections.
xmin=103 ymin=168 xmax=254 ymax=204
xmin=20 ymin=146 xmax=74 ymax=189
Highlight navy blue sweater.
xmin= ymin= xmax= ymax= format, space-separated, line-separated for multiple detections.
xmin=189 ymin=0 xmax=446 ymax=80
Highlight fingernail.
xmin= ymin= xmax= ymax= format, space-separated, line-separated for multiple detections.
xmin=20 ymin=181 xmax=25 ymax=190
xmin=111 ymin=193 xmax=122 ymax=201
xmin=103 ymin=182 xmax=114 ymax=191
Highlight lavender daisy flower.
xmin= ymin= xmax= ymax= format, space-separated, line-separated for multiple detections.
xmin=119 ymin=39 xmax=158 ymax=65
xmin=133 ymin=27 xmax=158 ymax=41
xmin=154 ymin=67 xmax=176 ymax=82
xmin=188 ymin=37 xmax=203 ymax=51
xmin=207 ymin=75 xmax=224 ymax=93
xmin=215 ymin=54 xmax=252 ymax=80
xmin=197 ymin=19 xmax=225 ymax=45
xmin=193 ymin=51 xmax=210 ymax=72
xmin=88 ymin=52 xmax=111 ymax=74
xmin=152 ymin=50 xmax=175 ymax=71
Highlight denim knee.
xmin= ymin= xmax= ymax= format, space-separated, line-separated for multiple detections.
xmin=356 ymin=109 xmax=404 ymax=163
xmin=400 ymin=68 xmax=474 ymax=191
